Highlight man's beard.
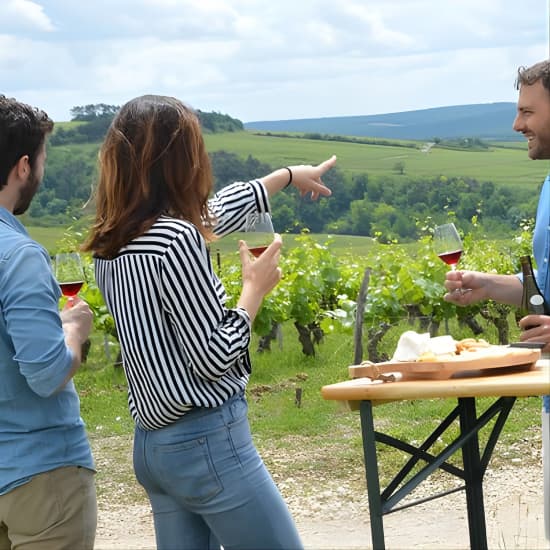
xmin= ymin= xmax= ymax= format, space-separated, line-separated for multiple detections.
xmin=528 ymin=130 xmax=550 ymax=160
xmin=13 ymin=169 xmax=40 ymax=215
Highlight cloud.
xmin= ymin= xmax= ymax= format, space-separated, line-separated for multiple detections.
xmin=0 ymin=0 xmax=55 ymax=32
xmin=91 ymin=37 xmax=238 ymax=95
xmin=1 ymin=0 xmax=548 ymax=122
xmin=0 ymin=34 xmax=78 ymax=89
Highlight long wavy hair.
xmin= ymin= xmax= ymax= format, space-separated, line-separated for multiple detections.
xmin=83 ymin=95 xmax=215 ymax=258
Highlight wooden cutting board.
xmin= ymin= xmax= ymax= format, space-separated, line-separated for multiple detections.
xmin=348 ymin=346 xmax=541 ymax=381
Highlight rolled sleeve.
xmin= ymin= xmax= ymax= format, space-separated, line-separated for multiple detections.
xmin=235 ymin=306 xmax=251 ymax=327
xmin=209 ymin=179 xmax=270 ymax=237
xmin=1 ymin=244 xmax=73 ymax=397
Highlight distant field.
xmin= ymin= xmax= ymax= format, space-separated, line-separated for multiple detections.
xmin=45 ymin=129 xmax=550 ymax=190
xmin=211 ymin=233 xmax=378 ymax=260
xmin=27 ymin=226 xmax=66 ymax=252
xmin=204 ymin=131 xmax=549 ymax=189
xmin=28 ymin=225 xmax=378 ymax=258
xmin=53 ymin=121 xmax=86 ymax=131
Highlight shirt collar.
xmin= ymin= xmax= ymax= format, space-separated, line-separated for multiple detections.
xmin=0 ymin=206 xmax=29 ymax=237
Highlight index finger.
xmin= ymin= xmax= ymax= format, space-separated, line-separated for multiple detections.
xmin=238 ymin=240 xmax=251 ymax=265
xmin=317 ymin=155 xmax=337 ymax=174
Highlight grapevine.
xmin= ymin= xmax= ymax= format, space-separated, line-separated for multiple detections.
xmin=61 ymin=226 xmax=533 ymax=363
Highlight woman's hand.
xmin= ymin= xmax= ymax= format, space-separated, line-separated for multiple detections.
xmin=236 ymin=234 xmax=283 ymax=321
xmin=260 ymin=155 xmax=337 ymax=199
xmin=287 ymin=155 xmax=337 ymax=200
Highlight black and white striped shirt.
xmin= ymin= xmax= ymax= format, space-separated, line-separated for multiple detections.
xmin=94 ymin=180 xmax=270 ymax=430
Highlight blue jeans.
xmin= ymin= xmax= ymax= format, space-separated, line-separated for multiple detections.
xmin=133 ymin=392 xmax=303 ymax=550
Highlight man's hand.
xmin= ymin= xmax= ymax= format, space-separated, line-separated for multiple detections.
xmin=519 ymin=314 xmax=550 ymax=353
xmin=61 ymin=297 xmax=93 ymax=345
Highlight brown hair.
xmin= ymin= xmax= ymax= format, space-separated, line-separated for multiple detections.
xmin=82 ymin=95 xmax=215 ymax=258
xmin=515 ymin=60 xmax=550 ymax=93
xmin=0 ymin=95 xmax=53 ymax=191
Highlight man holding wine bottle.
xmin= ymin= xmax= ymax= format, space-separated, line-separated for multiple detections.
xmin=444 ymin=59 xmax=550 ymax=351
xmin=0 ymin=96 xmax=96 ymax=549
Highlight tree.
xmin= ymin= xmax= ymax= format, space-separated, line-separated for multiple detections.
xmin=393 ymin=161 xmax=406 ymax=175
xmin=197 ymin=110 xmax=243 ymax=133
xmin=70 ymin=104 xmax=120 ymax=121
xmin=349 ymin=199 xmax=372 ymax=236
xmin=351 ymin=174 xmax=368 ymax=201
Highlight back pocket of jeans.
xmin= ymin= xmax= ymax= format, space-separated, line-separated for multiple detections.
xmin=152 ymin=436 xmax=222 ymax=504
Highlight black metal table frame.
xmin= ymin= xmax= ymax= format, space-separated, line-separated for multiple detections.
xmin=359 ymin=395 xmax=516 ymax=550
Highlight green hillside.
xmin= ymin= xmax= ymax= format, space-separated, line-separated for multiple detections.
xmin=204 ymin=131 xmax=547 ymax=189
xmin=31 ymin=113 xmax=547 ymax=244
xmin=49 ymin=115 xmax=547 ymax=190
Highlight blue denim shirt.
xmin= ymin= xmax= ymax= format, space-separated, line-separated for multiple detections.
xmin=0 ymin=207 xmax=94 ymax=494
xmin=532 ymin=176 xmax=550 ymax=413
xmin=533 ymin=175 xmax=550 ymax=298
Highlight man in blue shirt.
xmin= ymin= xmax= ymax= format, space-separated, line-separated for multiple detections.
xmin=0 ymin=96 xmax=96 ymax=549
xmin=444 ymin=59 xmax=550 ymax=541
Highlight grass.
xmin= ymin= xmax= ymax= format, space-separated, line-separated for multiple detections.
xmin=26 ymin=226 xmax=69 ymax=252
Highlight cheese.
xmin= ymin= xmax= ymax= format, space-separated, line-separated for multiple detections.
xmin=392 ymin=331 xmax=457 ymax=362
xmin=392 ymin=331 xmax=431 ymax=361
xmin=427 ymin=335 xmax=457 ymax=356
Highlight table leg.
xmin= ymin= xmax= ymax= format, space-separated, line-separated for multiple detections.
xmin=360 ymin=400 xmax=385 ymax=550
xmin=458 ymin=397 xmax=488 ymax=550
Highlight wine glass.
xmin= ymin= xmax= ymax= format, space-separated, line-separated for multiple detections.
xmin=243 ymin=212 xmax=275 ymax=258
xmin=433 ymin=223 xmax=463 ymax=271
xmin=54 ymin=252 xmax=85 ymax=306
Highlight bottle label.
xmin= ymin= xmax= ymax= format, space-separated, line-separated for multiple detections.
xmin=530 ymin=295 xmax=545 ymax=306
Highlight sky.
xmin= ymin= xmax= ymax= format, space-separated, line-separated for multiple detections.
xmin=1 ymin=0 xmax=549 ymax=123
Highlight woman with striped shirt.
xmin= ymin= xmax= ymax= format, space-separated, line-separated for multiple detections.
xmin=83 ymin=94 xmax=336 ymax=550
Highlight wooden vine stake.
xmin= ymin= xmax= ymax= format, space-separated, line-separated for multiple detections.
xmin=353 ymin=267 xmax=371 ymax=365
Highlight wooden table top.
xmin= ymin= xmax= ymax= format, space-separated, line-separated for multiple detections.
xmin=321 ymin=363 xmax=550 ymax=405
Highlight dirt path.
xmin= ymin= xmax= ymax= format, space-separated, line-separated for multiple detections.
xmin=92 ymin=435 xmax=548 ymax=549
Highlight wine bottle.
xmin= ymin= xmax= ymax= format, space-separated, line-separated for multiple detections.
xmin=519 ymin=255 xmax=550 ymax=316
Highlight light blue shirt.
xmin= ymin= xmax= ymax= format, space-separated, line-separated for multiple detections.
xmin=532 ymin=176 xmax=550 ymax=413
xmin=533 ymin=175 xmax=550 ymax=298
xmin=0 ymin=207 xmax=94 ymax=494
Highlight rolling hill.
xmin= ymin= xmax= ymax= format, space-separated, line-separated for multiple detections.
xmin=244 ymin=102 xmax=519 ymax=141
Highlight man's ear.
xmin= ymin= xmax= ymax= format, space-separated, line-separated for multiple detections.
xmin=14 ymin=155 xmax=30 ymax=180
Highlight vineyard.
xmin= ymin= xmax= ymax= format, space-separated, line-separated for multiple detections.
xmin=67 ymin=222 xmax=534 ymax=365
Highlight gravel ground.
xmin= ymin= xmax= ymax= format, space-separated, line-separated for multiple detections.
xmin=92 ymin=434 xmax=548 ymax=549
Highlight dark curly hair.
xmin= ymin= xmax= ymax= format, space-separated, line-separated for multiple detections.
xmin=0 ymin=95 xmax=53 ymax=191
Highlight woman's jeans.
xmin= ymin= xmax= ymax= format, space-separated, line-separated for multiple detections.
xmin=133 ymin=392 xmax=303 ymax=550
